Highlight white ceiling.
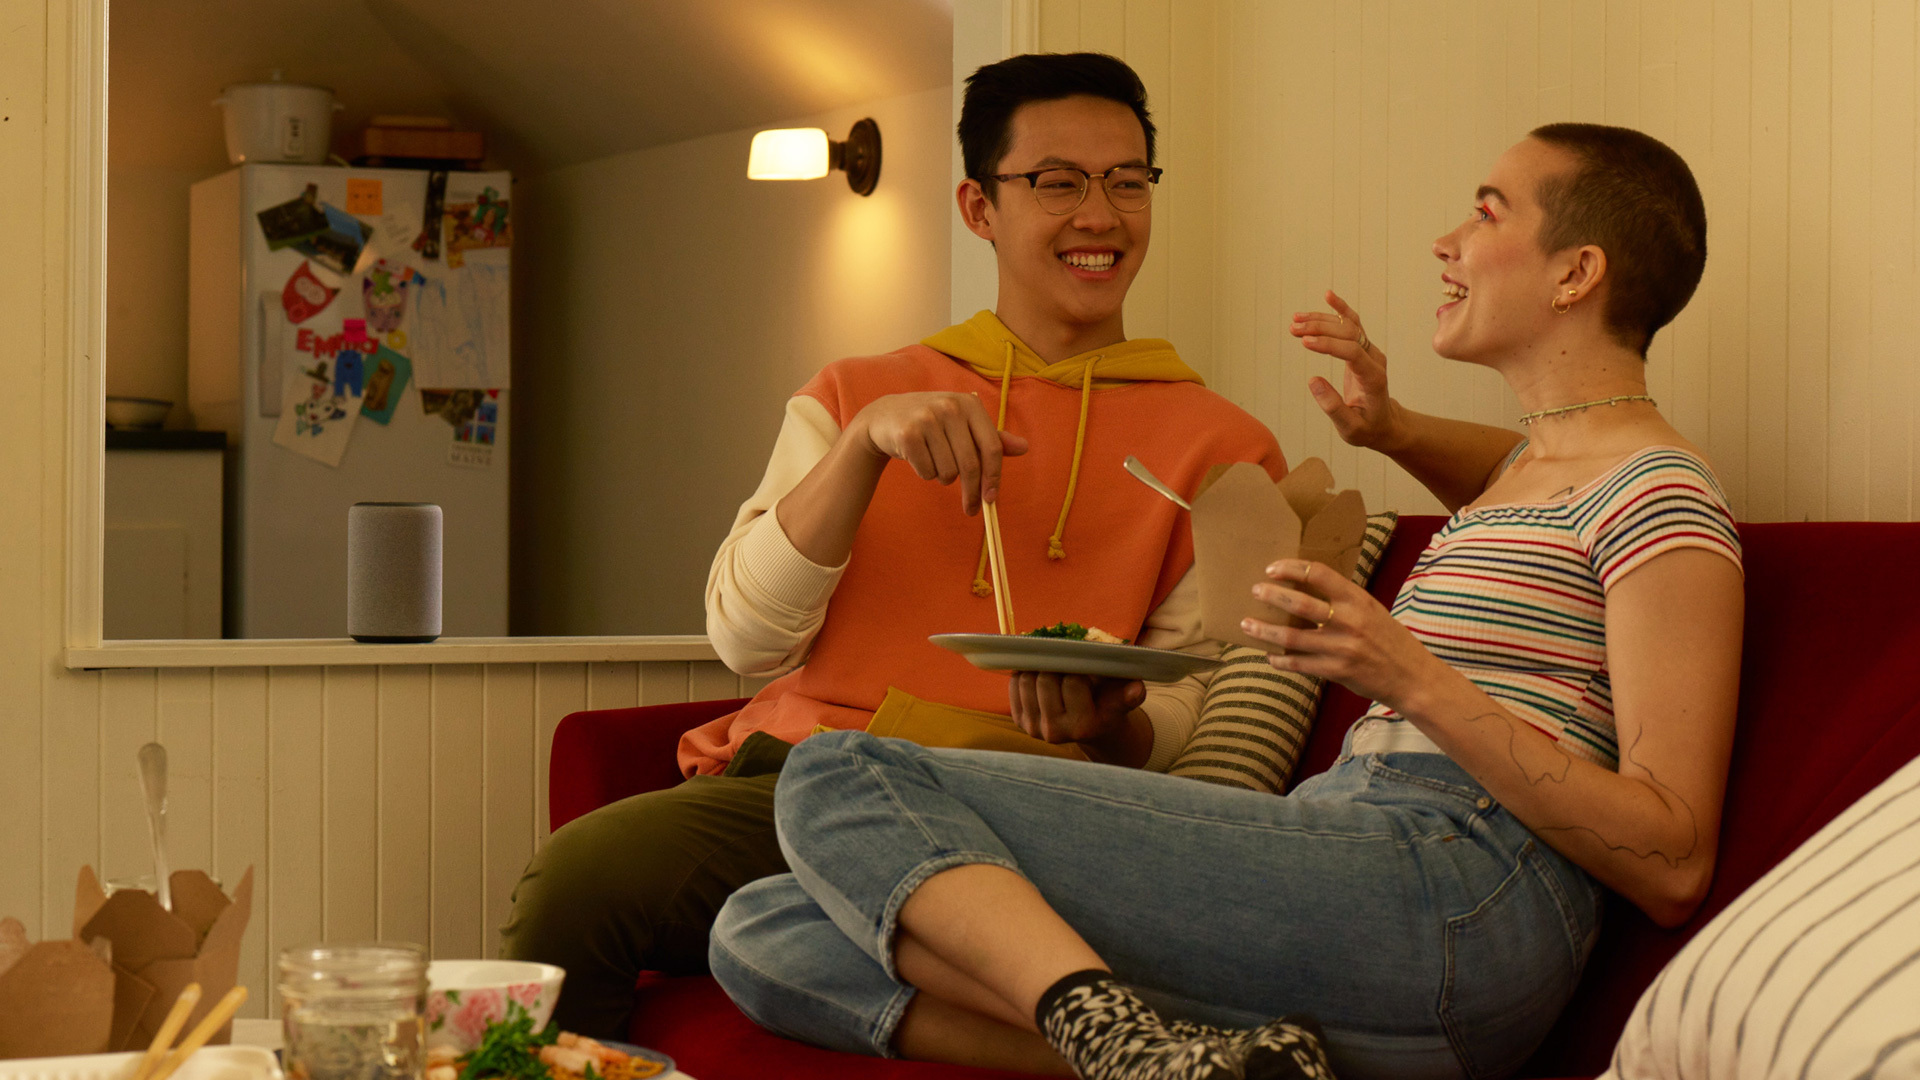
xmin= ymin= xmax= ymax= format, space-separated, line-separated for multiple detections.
xmin=110 ymin=0 xmax=953 ymax=177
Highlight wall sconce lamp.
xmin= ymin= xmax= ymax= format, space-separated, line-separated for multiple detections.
xmin=748 ymin=118 xmax=882 ymax=196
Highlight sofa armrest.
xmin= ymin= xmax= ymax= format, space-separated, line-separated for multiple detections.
xmin=548 ymin=699 xmax=749 ymax=831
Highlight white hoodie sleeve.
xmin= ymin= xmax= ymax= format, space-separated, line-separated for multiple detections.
xmin=704 ymin=395 xmax=848 ymax=676
xmin=1132 ymin=568 xmax=1221 ymax=772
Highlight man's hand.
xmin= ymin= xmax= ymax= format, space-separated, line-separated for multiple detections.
xmin=848 ymin=392 xmax=1030 ymax=516
xmin=1009 ymin=671 xmax=1147 ymax=752
xmin=1291 ymin=289 xmax=1403 ymax=452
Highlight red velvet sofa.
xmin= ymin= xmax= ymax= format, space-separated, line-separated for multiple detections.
xmin=547 ymin=516 xmax=1920 ymax=1079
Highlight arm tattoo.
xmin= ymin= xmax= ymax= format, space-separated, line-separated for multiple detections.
xmin=1461 ymin=711 xmax=1571 ymax=785
xmin=1552 ymin=485 xmax=1577 ymax=500
xmin=1460 ymin=710 xmax=1701 ymax=869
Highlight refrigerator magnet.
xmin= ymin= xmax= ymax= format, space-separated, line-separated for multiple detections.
xmin=282 ymin=260 xmax=338 ymax=323
xmin=359 ymin=346 xmax=414 ymax=426
xmin=273 ymin=353 xmax=365 ymax=467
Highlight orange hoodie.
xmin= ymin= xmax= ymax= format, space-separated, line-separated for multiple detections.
xmin=680 ymin=316 xmax=1286 ymax=775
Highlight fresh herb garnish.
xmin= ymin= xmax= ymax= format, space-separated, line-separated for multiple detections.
xmin=457 ymin=1001 xmax=558 ymax=1080
xmin=1024 ymin=622 xmax=1091 ymax=640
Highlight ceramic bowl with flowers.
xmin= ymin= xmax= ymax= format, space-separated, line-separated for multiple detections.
xmin=424 ymin=959 xmax=566 ymax=1052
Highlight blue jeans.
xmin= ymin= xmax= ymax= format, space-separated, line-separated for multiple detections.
xmin=709 ymin=730 xmax=1603 ymax=1080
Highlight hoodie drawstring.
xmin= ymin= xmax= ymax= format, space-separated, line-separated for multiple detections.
xmin=1047 ymin=358 xmax=1095 ymax=559
xmin=970 ymin=349 xmax=1098 ymax=595
xmin=972 ymin=343 xmax=1018 ymax=596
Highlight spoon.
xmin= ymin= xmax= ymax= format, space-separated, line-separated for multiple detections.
xmin=1123 ymin=455 xmax=1191 ymax=510
xmin=137 ymin=742 xmax=172 ymax=911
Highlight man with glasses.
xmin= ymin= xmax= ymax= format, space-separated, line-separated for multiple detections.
xmin=502 ymin=52 xmax=1288 ymax=1041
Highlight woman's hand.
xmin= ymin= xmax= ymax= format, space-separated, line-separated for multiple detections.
xmin=1241 ymin=559 xmax=1453 ymax=712
xmin=847 ymin=392 xmax=1030 ymax=516
xmin=1291 ymin=290 xmax=1403 ymax=452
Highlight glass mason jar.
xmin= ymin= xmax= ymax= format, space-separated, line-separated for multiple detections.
xmin=279 ymin=943 xmax=428 ymax=1080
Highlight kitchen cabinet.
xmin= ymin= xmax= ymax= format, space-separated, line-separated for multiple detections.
xmin=104 ymin=430 xmax=225 ymax=638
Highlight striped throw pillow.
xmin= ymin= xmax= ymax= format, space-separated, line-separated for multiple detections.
xmin=1602 ymin=752 xmax=1920 ymax=1080
xmin=1167 ymin=512 xmax=1398 ymax=795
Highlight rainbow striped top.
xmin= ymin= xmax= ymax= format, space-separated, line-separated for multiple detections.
xmin=1357 ymin=445 xmax=1742 ymax=770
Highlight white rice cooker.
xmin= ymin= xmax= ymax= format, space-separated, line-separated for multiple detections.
xmin=213 ymin=78 xmax=342 ymax=165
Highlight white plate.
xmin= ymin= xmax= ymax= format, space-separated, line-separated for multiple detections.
xmin=930 ymin=634 xmax=1221 ymax=682
xmin=0 ymin=1046 xmax=282 ymax=1080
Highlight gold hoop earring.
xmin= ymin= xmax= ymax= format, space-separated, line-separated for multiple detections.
xmin=1551 ymin=289 xmax=1576 ymax=315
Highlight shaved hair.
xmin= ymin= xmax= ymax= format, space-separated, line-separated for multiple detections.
xmin=1529 ymin=123 xmax=1707 ymax=355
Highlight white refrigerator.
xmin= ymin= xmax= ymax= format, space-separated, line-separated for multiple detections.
xmin=188 ymin=164 xmax=511 ymax=638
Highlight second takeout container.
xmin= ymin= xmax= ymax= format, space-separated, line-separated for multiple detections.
xmin=1191 ymin=457 xmax=1368 ymax=649
xmin=0 ymin=933 xmax=114 ymax=1059
xmin=72 ymin=866 xmax=253 ymax=1052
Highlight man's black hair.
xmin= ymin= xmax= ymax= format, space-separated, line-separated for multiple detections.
xmin=959 ymin=52 xmax=1156 ymax=200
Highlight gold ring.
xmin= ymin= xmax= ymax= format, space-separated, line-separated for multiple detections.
xmin=1318 ymin=603 xmax=1335 ymax=629
xmin=1356 ymin=329 xmax=1370 ymax=353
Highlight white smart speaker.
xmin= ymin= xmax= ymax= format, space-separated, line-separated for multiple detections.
xmin=348 ymin=502 xmax=443 ymax=643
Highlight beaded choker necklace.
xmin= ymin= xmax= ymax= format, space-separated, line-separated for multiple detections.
xmin=1517 ymin=394 xmax=1657 ymax=426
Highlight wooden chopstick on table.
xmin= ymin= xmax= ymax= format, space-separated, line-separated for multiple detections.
xmin=130 ymin=984 xmax=202 ymax=1080
xmin=144 ymin=984 xmax=250 ymax=1080
xmin=982 ymin=500 xmax=1016 ymax=633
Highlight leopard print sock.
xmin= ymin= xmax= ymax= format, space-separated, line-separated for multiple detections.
xmin=1033 ymin=970 xmax=1339 ymax=1080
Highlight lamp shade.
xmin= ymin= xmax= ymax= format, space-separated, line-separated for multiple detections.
xmin=748 ymin=128 xmax=830 ymax=180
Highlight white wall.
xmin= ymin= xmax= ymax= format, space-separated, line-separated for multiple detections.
xmin=1030 ymin=0 xmax=1920 ymax=524
xmin=106 ymin=165 xmax=212 ymax=414
xmin=510 ymin=85 xmax=953 ymax=635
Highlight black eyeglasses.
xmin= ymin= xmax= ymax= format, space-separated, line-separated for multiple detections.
xmin=986 ymin=166 xmax=1163 ymax=214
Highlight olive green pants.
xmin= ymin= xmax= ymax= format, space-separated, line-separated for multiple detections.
xmin=499 ymin=732 xmax=793 ymax=1037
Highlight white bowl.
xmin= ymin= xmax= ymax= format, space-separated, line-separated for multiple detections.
xmin=104 ymin=396 xmax=173 ymax=429
xmin=424 ymin=959 xmax=565 ymax=1052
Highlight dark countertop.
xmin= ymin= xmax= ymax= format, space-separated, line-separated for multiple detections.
xmin=106 ymin=429 xmax=227 ymax=451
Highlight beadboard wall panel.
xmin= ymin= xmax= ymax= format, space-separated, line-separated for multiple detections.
xmin=12 ymin=659 xmax=755 ymax=1018
xmin=1035 ymin=0 xmax=1920 ymax=523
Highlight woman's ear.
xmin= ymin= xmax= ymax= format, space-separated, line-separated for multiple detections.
xmin=957 ymin=178 xmax=998 ymax=243
xmin=1557 ymin=244 xmax=1609 ymax=305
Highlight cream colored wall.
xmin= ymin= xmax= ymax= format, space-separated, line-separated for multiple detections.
xmin=1029 ymin=0 xmax=1920 ymax=523
xmin=510 ymin=85 xmax=953 ymax=635
xmin=29 ymin=661 xmax=762 ymax=1018
xmin=106 ymin=165 xmax=210 ymax=418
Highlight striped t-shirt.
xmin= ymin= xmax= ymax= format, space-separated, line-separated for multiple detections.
xmin=1355 ymin=445 xmax=1742 ymax=770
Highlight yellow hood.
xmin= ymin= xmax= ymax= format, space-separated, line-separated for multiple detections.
xmin=922 ymin=310 xmax=1205 ymax=389
xmin=923 ymin=311 xmax=1204 ymax=579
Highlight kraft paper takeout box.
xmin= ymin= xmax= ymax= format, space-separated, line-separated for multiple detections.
xmin=72 ymin=865 xmax=254 ymax=1052
xmin=0 ymin=918 xmax=114 ymax=1059
xmin=1191 ymin=457 xmax=1368 ymax=650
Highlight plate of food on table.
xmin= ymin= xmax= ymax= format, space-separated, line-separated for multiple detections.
xmin=428 ymin=1004 xmax=673 ymax=1080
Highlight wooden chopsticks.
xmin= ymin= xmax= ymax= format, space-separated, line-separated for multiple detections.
xmin=132 ymin=983 xmax=250 ymax=1080
xmin=982 ymin=500 xmax=1016 ymax=634
xmin=129 ymin=984 xmax=200 ymax=1080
